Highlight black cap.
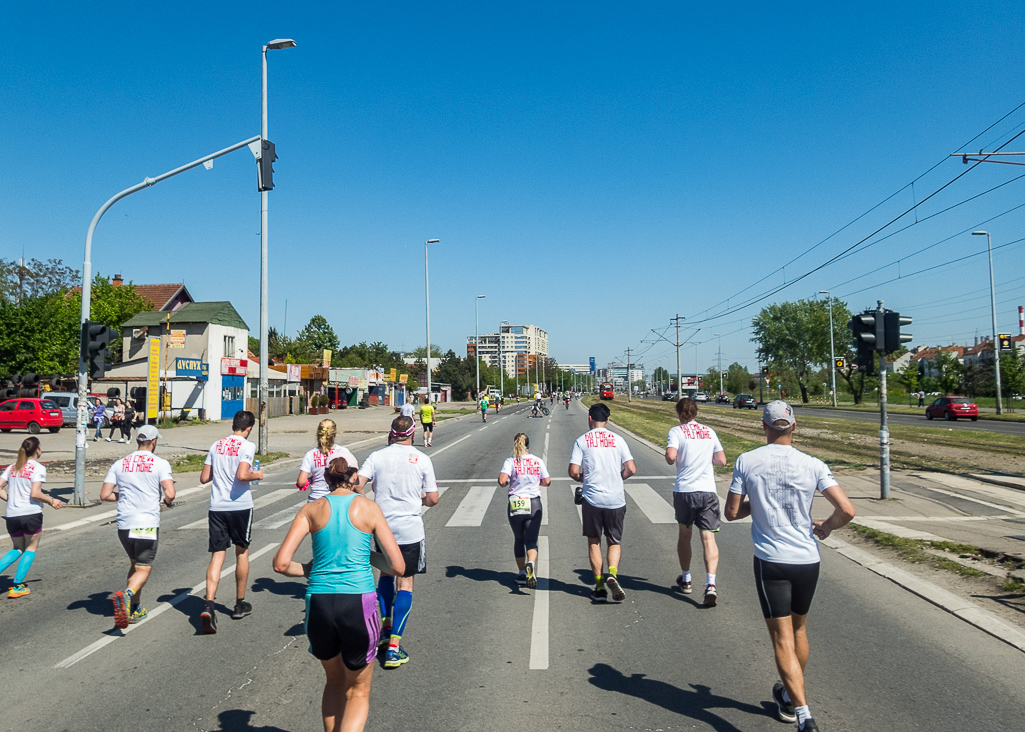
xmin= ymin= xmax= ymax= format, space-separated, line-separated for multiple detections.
xmin=588 ymin=403 xmax=611 ymax=422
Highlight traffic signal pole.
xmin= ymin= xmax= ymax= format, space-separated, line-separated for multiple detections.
xmin=878 ymin=301 xmax=891 ymax=499
xmin=72 ymin=135 xmax=262 ymax=506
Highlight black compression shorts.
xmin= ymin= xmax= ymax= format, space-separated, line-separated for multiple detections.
xmin=753 ymin=556 xmax=820 ymax=618
xmin=305 ymin=592 xmax=380 ymax=669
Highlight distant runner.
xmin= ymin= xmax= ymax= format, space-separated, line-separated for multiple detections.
xmin=479 ymin=395 xmax=489 ymax=423
xmin=420 ymin=401 xmax=435 ymax=447
xmin=665 ymin=397 xmax=726 ymax=606
xmin=498 ymin=433 xmax=550 ymax=588
xmin=355 ymin=416 xmax=439 ymax=669
xmin=296 ymin=420 xmax=358 ymax=502
xmin=100 ymin=425 xmax=175 ymax=628
xmin=399 ymin=401 xmax=415 ymax=419
xmin=197 ymin=411 xmax=264 ymax=634
xmin=569 ymin=403 xmax=636 ymax=602
xmin=725 ymin=401 xmax=856 ymax=732
xmin=0 ymin=437 xmax=63 ymax=598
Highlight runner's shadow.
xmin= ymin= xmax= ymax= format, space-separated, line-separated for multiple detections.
xmin=587 ymin=663 xmax=770 ymax=731
xmin=151 ymin=588 xmax=226 ymax=634
xmin=446 ymin=564 xmax=592 ymax=598
xmin=66 ymin=591 xmax=113 ymax=616
xmin=570 ymin=569 xmax=700 ymax=605
xmin=251 ymin=577 xmax=306 ymax=600
xmin=209 ymin=709 xmax=287 ymax=732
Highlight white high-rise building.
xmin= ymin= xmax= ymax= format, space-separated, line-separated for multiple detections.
xmin=468 ymin=323 xmax=548 ymax=377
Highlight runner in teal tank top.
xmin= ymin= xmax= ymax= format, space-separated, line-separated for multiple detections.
xmin=274 ymin=457 xmax=405 ymax=732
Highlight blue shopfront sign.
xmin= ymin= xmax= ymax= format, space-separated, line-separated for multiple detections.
xmin=176 ymin=358 xmax=209 ymax=381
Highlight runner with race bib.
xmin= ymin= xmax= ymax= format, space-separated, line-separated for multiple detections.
xmin=498 ymin=433 xmax=551 ymax=589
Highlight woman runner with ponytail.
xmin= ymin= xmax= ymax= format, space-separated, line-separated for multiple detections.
xmin=0 ymin=437 xmax=62 ymax=597
xmin=498 ymin=433 xmax=550 ymax=588
xmin=297 ymin=420 xmax=359 ymax=502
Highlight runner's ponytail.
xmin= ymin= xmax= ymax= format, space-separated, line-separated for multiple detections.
xmin=513 ymin=433 xmax=529 ymax=458
xmin=14 ymin=437 xmax=40 ymax=473
xmin=317 ymin=419 xmax=337 ymax=455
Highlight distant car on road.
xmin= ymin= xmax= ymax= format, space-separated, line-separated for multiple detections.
xmin=715 ymin=393 xmax=730 ymax=404
xmin=693 ymin=392 xmax=709 ymax=403
xmin=662 ymin=391 xmax=678 ymax=402
xmin=733 ymin=393 xmax=758 ymax=409
xmin=0 ymin=397 xmax=63 ymax=434
xmin=925 ymin=396 xmax=978 ymax=421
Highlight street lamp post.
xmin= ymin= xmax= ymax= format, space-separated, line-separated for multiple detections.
xmin=475 ymin=295 xmax=485 ymax=398
xmin=259 ymin=37 xmax=296 ymax=456
xmin=425 ymin=239 xmax=439 ymax=405
xmin=820 ymin=290 xmax=837 ymax=407
xmin=973 ymin=231 xmax=1003 ymax=414
xmin=715 ymin=333 xmax=722 ymax=395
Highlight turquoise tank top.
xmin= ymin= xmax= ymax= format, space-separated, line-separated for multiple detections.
xmin=307 ymin=494 xmax=376 ymax=595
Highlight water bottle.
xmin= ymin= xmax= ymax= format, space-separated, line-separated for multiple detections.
xmin=251 ymin=459 xmax=260 ymax=486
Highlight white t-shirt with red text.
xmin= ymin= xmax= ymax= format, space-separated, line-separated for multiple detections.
xmin=358 ymin=443 xmax=437 ymax=544
xmin=666 ymin=421 xmax=724 ymax=494
xmin=104 ymin=451 xmax=173 ymax=530
xmin=204 ymin=434 xmax=257 ymax=511
xmin=300 ymin=445 xmax=359 ymax=501
xmin=1 ymin=460 xmax=46 ymax=517
xmin=500 ymin=453 xmax=550 ymax=499
xmin=569 ymin=428 xmax=634 ymax=509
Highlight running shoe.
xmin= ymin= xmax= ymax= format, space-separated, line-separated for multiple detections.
xmin=378 ymin=626 xmax=392 ymax=647
xmin=112 ymin=591 xmax=130 ymax=629
xmin=605 ymin=575 xmax=626 ymax=602
xmin=525 ymin=561 xmax=537 ymax=589
xmin=703 ymin=584 xmax=718 ymax=607
xmin=675 ymin=575 xmax=693 ymax=594
xmin=798 ymin=720 xmax=819 ymax=732
xmin=384 ymin=646 xmax=409 ymax=668
xmin=589 ymin=588 xmax=608 ymax=603
xmin=129 ymin=606 xmax=148 ymax=623
xmin=516 ymin=570 xmax=527 ymax=587
xmin=8 ymin=583 xmax=30 ymax=598
xmin=771 ymin=681 xmax=797 ymax=723
xmin=200 ymin=605 xmax=217 ymax=634
xmin=231 ymin=600 xmax=253 ymax=619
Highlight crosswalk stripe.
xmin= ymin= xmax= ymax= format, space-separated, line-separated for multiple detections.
xmin=253 ymin=501 xmax=305 ymax=529
xmin=177 ymin=488 xmax=296 ymax=529
xmin=422 ymin=486 xmax=448 ymax=514
xmin=541 ymin=484 xmax=549 ymax=525
xmin=446 ymin=486 xmax=497 ymax=527
xmin=625 ymin=483 xmax=676 ymax=524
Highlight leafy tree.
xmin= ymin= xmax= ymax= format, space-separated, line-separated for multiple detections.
xmin=0 ymin=258 xmax=80 ymax=303
xmin=897 ymin=360 xmax=920 ymax=396
xmin=725 ymin=362 xmax=751 ymax=395
xmin=752 ymin=298 xmax=837 ymax=403
xmin=935 ymin=351 xmax=963 ymax=395
xmin=434 ymin=349 xmax=473 ymax=400
xmin=652 ymin=366 xmax=671 ymax=390
xmin=297 ymin=315 xmax=340 ymax=354
xmin=1000 ymin=350 xmax=1025 ymax=410
xmin=87 ymin=274 xmax=149 ymax=363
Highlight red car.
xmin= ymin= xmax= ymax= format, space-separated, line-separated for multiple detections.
xmin=0 ymin=398 xmax=63 ymax=434
xmin=925 ymin=396 xmax=978 ymax=422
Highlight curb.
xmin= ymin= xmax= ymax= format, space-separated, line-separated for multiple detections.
xmin=607 ymin=420 xmax=664 ymax=456
xmin=823 ymin=536 xmax=1025 ymax=653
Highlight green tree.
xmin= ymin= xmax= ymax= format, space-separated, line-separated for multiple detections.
xmin=0 ymin=257 xmax=80 ymax=303
xmin=87 ymin=274 xmax=150 ymax=363
xmin=725 ymin=362 xmax=751 ymax=395
xmin=936 ymin=351 xmax=963 ymax=395
xmin=434 ymin=349 xmax=473 ymax=400
xmin=297 ymin=315 xmax=340 ymax=354
xmin=897 ymin=360 xmax=920 ymax=396
xmin=752 ymin=298 xmax=836 ymax=403
xmin=1000 ymin=350 xmax=1025 ymax=410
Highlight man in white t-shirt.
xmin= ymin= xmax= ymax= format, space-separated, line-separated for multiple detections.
xmin=100 ymin=424 xmax=175 ymax=629
xmin=724 ymin=401 xmax=855 ymax=732
xmin=569 ymin=402 xmax=636 ymax=603
xmin=400 ymin=401 xmax=415 ymax=419
xmin=665 ymin=397 xmax=726 ymax=606
xmin=197 ymin=410 xmax=264 ymax=634
xmin=355 ymin=415 xmax=439 ymax=669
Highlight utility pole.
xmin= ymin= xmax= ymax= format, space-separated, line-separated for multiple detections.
xmin=876 ymin=300 xmax=891 ymax=499
xmin=672 ymin=314 xmax=683 ymax=399
xmin=626 ymin=347 xmax=632 ymax=402
xmin=716 ymin=333 xmax=722 ymax=395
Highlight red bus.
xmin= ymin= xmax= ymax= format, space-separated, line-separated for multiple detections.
xmin=600 ymin=382 xmax=614 ymax=400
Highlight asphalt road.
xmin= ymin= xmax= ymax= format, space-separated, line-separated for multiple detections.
xmin=3 ymin=399 xmax=1024 ymax=731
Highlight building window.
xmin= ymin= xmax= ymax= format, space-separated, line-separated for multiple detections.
xmin=224 ymin=335 xmax=235 ymax=356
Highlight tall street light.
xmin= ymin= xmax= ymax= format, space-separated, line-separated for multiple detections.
xmin=820 ymin=290 xmax=837 ymax=407
xmin=425 ymin=239 xmax=440 ymax=404
xmin=973 ymin=231 xmax=1003 ymax=414
xmin=475 ymin=295 xmax=485 ymax=397
xmin=500 ymin=320 xmax=508 ymax=397
xmin=715 ymin=333 xmax=722 ymax=395
xmin=259 ymin=37 xmax=296 ymax=456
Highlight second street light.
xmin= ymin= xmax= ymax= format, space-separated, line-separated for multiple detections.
xmin=475 ymin=294 xmax=485 ymax=398
xmin=973 ymin=230 xmax=1003 ymax=414
xmin=424 ymin=239 xmax=440 ymax=405
xmin=820 ymin=290 xmax=837 ymax=407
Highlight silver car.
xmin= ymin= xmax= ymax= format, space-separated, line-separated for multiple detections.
xmin=45 ymin=392 xmax=103 ymax=427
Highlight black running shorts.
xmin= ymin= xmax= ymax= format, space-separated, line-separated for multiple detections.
xmin=753 ymin=556 xmax=820 ymax=618
xmin=581 ymin=500 xmax=626 ymax=545
xmin=305 ymin=592 xmax=380 ymax=669
xmin=673 ymin=492 xmax=721 ymax=531
xmin=397 ymin=539 xmax=427 ymax=577
xmin=422 ymin=421 xmax=434 ymax=433
xmin=117 ymin=528 xmax=159 ymax=566
xmin=208 ymin=509 xmax=254 ymax=552
xmin=5 ymin=513 xmax=43 ymax=537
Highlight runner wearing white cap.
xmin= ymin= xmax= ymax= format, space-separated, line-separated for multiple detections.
xmin=724 ymin=400 xmax=855 ymax=732
xmin=100 ymin=424 xmax=176 ymax=628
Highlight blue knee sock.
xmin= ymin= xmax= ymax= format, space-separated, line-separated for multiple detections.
xmin=14 ymin=551 xmax=35 ymax=584
xmin=392 ymin=590 xmax=413 ymax=638
xmin=377 ymin=575 xmax=395 ymax=622
xmin=0 ymin=549 xmax=22 ymax=574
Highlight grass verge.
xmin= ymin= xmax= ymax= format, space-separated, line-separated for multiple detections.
xmin=799 ymin=402 xmax=1025 ymax=423
xmin=172 ymin=451 xmax=290 ymax=473
xmin=848 ymin=524 xmax=989 ymax=579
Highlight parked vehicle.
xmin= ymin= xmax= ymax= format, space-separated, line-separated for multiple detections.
xmin=45 ymin=392 xmax=109 ymax=427
xmin=925 ymin=396 xmax=978 ymax=421
xmin=733 ymin=393 xmax=758 ymax=409
xmin=0 ymin=397 xmax=64 ymax=434
xmin=693 ymin=391 xmax=709 ymax=403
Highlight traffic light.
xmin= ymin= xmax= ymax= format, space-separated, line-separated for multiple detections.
xmin=849 ymin=312 xmax=879 ymax=375
xmin=81 ymin=321 xmax=111 ymax=379
xmin=884 ymin=311 xmax=913 ymax=353
xmin=834 ymin=357 xmax=845 ymax=369
xmin=999 ymin=333 xmax=1012 ymax=350
xmin=721 ymin=371 xmax=728 ymax=378
xmin=258 ymin=139 xmax=277 ymax=191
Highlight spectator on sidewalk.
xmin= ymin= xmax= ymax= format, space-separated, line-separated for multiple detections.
xmin=91 ymin=400 xmax=106 ymax=441
xmin=121 ymin=401 xmax=136 ymax=443
xmin=106 ymin=398 xmax=124 ymax=442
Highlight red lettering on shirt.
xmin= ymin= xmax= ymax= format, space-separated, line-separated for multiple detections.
xmin=13 ymin=465 xmax=36 ymax=480
xmin=513 ymin=458 xmax=541 ymax=476
xmin=216 ymin=438 xmax=241 ymax=457
xmin=584 ymin=431 xmax=616 ymax=449
xmin=121 ymin=454 xmax=155 ymax=473
xmin=678 ymin=424 xmax=711 ymax=440
xmin=408 ymin=454 xmax=419 ymax=464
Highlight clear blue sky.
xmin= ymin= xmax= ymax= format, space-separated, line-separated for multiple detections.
xmin=6 ymin=2 xmax=1025 ymax=377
